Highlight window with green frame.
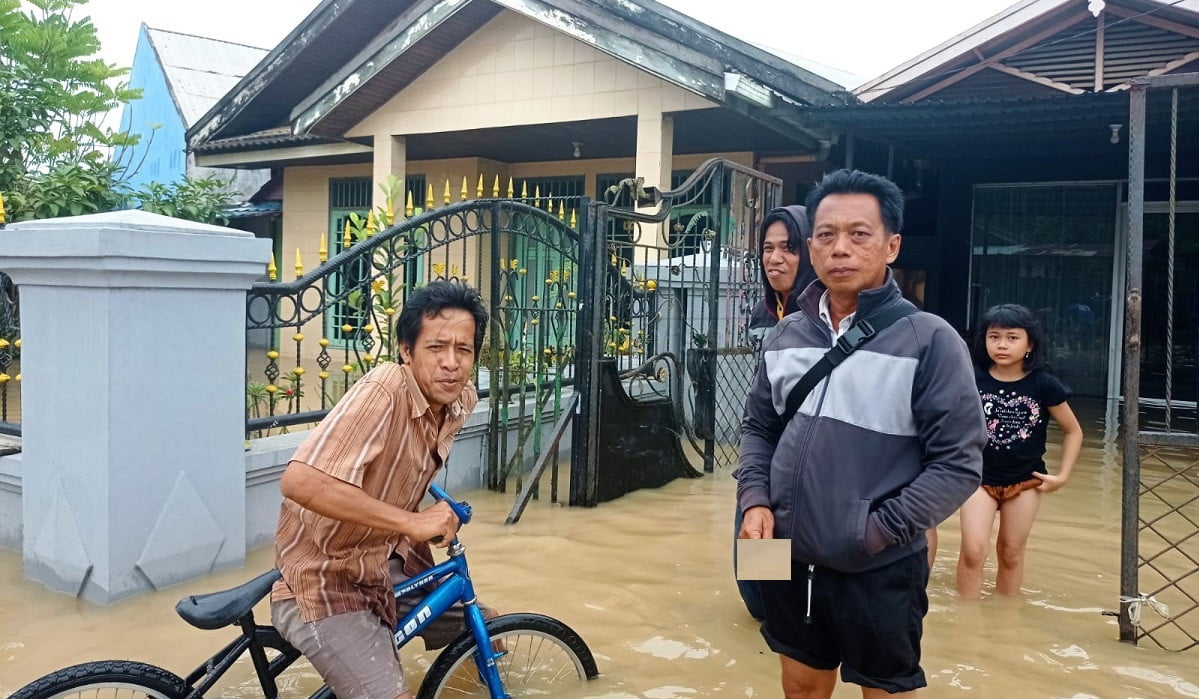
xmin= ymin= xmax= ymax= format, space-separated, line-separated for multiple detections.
xmin=325 ymin=176 xmax=426 ymax=346
xmin=667 ymin=169 xmax=717 ymax=258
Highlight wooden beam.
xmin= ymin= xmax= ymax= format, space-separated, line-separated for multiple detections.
xmin=1108 ymin=51 xmax=1199 ymax=91
xmin=1095 ymin=10 xmax=1105 ymax=92
xmin=1104 ymin=4 xmax=1199 ymax=40
xmin=901 ymin=11 xmax=1091 ymax=103
xmin=989 ymin=62 xmax=1085 ymax=94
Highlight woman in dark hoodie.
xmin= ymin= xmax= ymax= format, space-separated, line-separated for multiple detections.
xmin=736 ymin=205 xmax=815 ymax=620
xmin=747 ymin=205 xmax=816 ymax=349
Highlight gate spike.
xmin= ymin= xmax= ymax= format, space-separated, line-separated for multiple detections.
xmin=534 ymin=185 xmax=540 ymax=205
xmin=343 ymin=220 xmax=352 ymax=249
xmin=443 ymin=179 xmax=451 ymax=205
xmin=493 ymin=175 xmax=501 ymax=197
xmin=365 ymin=210 xmax=377 ymax=236
xmin=507 ymin=177 xmax=514 ymax=198
xmin=521 ymin=181 xmax=528 ymax=200
xmin=570 ymin=209 xmax=577 ymax=228
xmin=294 ymin=248 xmax=304 ymax=279
xmin=385 ymin=197 xmax=395 ymax=226
xmin=426 ymin=183 xmax=434 ymax=210
xmin=267 ymin=256 xmax=278 ymax=281
xmin=318 ymin=235 xmax=328 ymax=263
xmin=405 ymin=190 xmax=414 ymax=217
xmin=477 ymin=174 xmax=484 ymax=198
xmin=461 ymin=176 xmax=468 ymax=201
xmin=558 ymin=201 xmax=565 ymax=220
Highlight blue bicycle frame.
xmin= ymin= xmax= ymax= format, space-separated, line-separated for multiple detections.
xmin=390 ymin=483 xmax=507 ymax=698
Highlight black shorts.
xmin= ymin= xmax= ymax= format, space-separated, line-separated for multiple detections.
xmin=759 ymin=551 xmax=930 ymax=694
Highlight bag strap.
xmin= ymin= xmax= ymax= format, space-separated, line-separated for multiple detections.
xmin=780 ymin=301 xmax=917 ymax=425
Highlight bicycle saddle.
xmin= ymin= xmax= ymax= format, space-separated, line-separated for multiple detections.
xmin=175 ymin=569 xmax=282 ymax=630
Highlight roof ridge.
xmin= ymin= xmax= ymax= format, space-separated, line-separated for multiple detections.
xmin=144 ymin=24 xmax=269 ymax=52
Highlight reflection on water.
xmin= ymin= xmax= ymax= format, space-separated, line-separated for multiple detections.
xmin=1 ymin=402 xmax=1198 ymax=697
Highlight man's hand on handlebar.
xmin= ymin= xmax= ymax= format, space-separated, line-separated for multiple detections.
xmin=412 ymin=500 xmax=460 ymax=547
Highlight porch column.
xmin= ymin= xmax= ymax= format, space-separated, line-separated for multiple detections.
xmin=373 ymin=134 xmax=407 ymax=224
xmin=635 ymin=110 xmax=674 ymax=249
xmin=0 ymin=211 xmax=270 ymax=604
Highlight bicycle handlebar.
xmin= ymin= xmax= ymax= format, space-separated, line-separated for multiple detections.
xmin=429 ymin=483 xmax=473 ymax=527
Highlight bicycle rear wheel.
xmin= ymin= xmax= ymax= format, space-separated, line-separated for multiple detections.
xmin=417 ymin=613 xmax=598 ymax=698
xmin=9 ymin=660 xmax=190 ymax=699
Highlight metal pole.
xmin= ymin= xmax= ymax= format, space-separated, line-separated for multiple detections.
xmin=703 ymin=170 xmax=726 ymax=474
xmin=1119 ymin=83 xmax=1147 ymax=644
xmin=487 ymin=201 xmax=503 ymax=490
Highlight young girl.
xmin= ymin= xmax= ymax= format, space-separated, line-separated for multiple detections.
xmin=956 ymin=304 xmax=1084 ymax=599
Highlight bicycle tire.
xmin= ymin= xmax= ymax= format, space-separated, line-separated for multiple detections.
xmin=8 ymin=660 xmax=190 ymax=699
xmin=417 ymin=612 xmax=598 ymax=698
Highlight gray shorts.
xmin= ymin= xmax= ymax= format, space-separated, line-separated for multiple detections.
xmin=272 ymin=559 xmax=496 ymax=698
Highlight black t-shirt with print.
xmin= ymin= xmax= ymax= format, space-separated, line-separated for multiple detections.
xmin=976 ymin=368 xmax=1072 ymax=486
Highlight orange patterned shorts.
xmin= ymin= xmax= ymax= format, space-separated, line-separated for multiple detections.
xmin=981 ymin=477 xmax=1041 ymax=504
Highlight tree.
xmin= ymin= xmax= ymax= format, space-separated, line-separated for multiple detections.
xmin=0 ymin=0 xmax=141 ymax=221
xmin=136 ymin=176 xmax=240 ymax=226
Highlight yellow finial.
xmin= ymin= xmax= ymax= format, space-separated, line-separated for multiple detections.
xmin=426 ymin=183 xmax=434 ymax=210
xmin=558 ymin=201 xmax=565 ymax=220
xmin=507 ymin=177 xmax=514 ymax=198
xmin=493 ymin=175 xmax=501 ymax=197
xmin=385 ymin=197 xmax=395 ymax=226
xmin=318 ymin=235 xmax=328 ymax=263
xmin=521 ymin=181 xmax=528 ymax=200
xmin=294 ymin=248 xmax=304 ymax=279
xmin=570 ymin=209 xmax=577 ymax=228
xmin=0 ymin=191 xmax=6 ymax=224
xmin=365 ymin=210 xmax=377 ymax=236
xmin=405 ymin=190 xmax=414 ymax=217
xmin=443 ymin=179 xmax=451 ymax=205
xmin=477 ymin=174 xmax=485 ymax=198
xmin=343 ymin=219 xmax=352 ymax=249
xmin=461 ymin=176 xmax=469 ymax=201
xmin=534 ymin=185 xmax=541 ymax=205
xmin=267 ymin=256 xmax=278 ymax=281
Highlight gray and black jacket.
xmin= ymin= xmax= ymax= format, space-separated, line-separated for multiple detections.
xmin=736 ymin=273 xmax=986 ymax=573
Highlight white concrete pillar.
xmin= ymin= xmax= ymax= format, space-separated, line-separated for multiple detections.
xmin=373 ymin=134 xmax=407 ymax=223
xmin=0 ymin=211 xmax=271 ymax=604
xmin=635 ymin=111 xmax=674 ymax=250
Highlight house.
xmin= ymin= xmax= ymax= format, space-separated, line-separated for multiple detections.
xmin=802 ymin=0 xmax=1199 ymax=401
xmin=186 ymin=0 xmax=852 ymax=272
xmin=116 ymin=25 xmax=277 ymax=228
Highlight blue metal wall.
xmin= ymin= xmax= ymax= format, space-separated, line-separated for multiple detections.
xmin=115 ymin=25 xmax=188 ymax=193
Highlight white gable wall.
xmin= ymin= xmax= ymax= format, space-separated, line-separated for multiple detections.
xmin=348 ymin=10 xmax=717 ymax=138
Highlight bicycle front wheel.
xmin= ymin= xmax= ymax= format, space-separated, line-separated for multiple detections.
xmin=9 ymin=660 xmax=190 ymax=699
xmin=417 ymin=613 xmax=598 ymax=698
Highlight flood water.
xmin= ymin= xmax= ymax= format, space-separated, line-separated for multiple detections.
xmin=2 ymin=401 xmax=1198 ymax=697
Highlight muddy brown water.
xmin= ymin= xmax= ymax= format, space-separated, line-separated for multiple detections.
xmin=2 ymin=403 xmax=1198 ymax=697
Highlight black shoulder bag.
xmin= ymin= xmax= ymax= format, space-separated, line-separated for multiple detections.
xmin=780 ymin=301 xmax=918 ymax=424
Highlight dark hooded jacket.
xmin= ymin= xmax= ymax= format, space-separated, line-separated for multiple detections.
xmin=748 ymin=205 xmax=817 ymax=348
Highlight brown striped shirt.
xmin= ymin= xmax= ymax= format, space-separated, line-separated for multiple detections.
xmin=271 ymin=362 xmax=478 ymax=628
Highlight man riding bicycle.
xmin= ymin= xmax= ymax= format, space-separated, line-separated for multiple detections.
xmin=270 ymin=281 xmax=496 ymax=699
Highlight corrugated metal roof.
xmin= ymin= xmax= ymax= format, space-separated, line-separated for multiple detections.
xmin=145 ymin=27 xmax=268 ymax=127
xmin=193 ymin=127 xmax=341 ymax=153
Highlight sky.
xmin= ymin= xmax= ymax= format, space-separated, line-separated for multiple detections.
xmin=79 ymin=0 xmax=1029 ymax=90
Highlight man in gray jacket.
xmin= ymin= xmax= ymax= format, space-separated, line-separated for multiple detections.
xmin=737 ymin=169 xmax=985 ymax=698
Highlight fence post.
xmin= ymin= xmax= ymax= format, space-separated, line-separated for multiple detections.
xmin=1119 ymin=83 xmax=1147 ymax=643
xmin=0 ymin=210 xmax=270 ymax=604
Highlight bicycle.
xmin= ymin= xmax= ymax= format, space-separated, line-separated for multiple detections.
xmin=10 ymin=484 xmax=599 ymax=699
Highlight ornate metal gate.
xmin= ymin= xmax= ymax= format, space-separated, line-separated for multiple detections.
xmin=245 ymin=158 xmax=781 ymax=513
xmin=569 ymin=158 xmax=781 ymax=506
xmin=1120 ymin=73 xmax=1199 ymax=651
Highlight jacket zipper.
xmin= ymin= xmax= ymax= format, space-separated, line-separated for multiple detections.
xmin=789 ymin=324 xmax=834 ymax=607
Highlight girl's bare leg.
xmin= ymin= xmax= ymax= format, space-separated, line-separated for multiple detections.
xmin=956 ymin=488 xmax=998 ymax=599
xmin=995 ymin=488 xmax=1042 ymax=596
